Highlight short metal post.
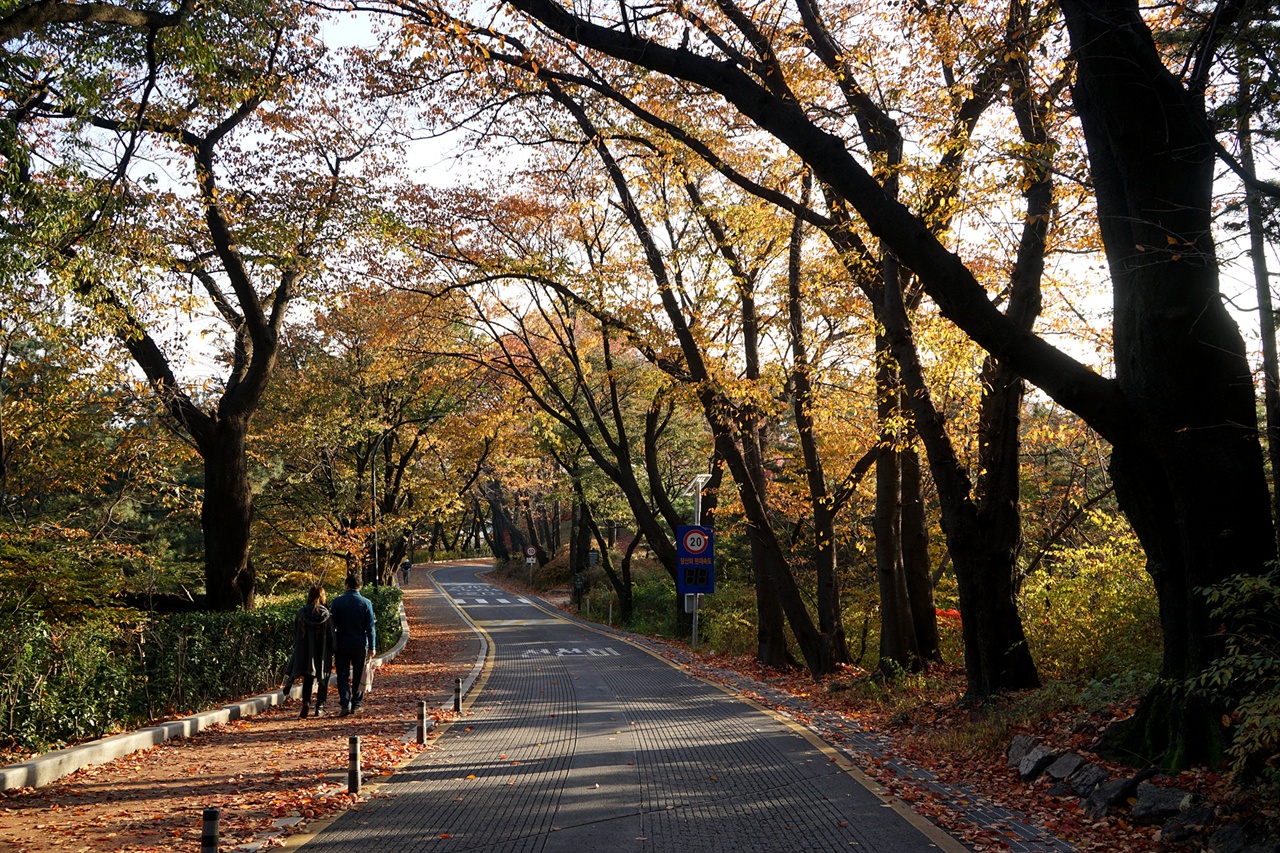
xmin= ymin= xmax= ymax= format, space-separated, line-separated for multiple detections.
xmin=453 ymin=677 xmax=462 ymax=712
xmin=417 ymin=700 xmax=427 ymax=744
xmin=609 ymin=599 xmax=613 ymax=626
xmin=348 ymin=735 xmax=361 ymax=794
xmin=201 ymin=807 xmax=220 ymax=853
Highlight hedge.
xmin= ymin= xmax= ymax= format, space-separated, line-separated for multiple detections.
xmin=0 ymin=585 xmax=403 ymax=761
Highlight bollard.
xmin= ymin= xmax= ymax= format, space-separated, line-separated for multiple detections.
xmin=201 ymin=807 xmax=220 ymax=853
xmin=453 ymin=677 xmax=462 ymax=712
xmin=348 ymin=735 xmax=361 ymax=795
xmin=417 ymin=699 xmax=428 ymax=745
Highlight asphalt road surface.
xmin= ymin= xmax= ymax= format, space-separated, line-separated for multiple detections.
xmin=299 ymin=563 xmax=966 ymax=853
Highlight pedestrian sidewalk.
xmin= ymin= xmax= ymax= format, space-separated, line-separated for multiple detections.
xmin=0 ymin=565 xmax=486 ymax=853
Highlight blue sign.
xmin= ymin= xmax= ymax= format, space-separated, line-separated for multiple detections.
xmin=676 ymin=525 xmax=715 ymax=594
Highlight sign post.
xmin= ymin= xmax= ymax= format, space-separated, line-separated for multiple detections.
xmin=676 ymin=524 xmax=714 ymax=647
xmin=525 ymin=545 xmax=537 ymax=584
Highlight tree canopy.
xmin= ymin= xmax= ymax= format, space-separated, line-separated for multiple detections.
xmin=5 ymin=0 xmax=1280 ymax=776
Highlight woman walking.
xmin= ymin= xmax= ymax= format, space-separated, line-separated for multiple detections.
xmin=289 ymin=585 xmax=336 ymax=718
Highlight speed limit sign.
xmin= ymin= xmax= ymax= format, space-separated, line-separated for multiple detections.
xmin=676 ymin=525 xmax=715 ymax=594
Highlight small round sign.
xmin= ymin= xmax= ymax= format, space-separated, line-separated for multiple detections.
xmin=681 ymin=528 xmax=709 ymax=555
xmin=525 ymin=546 xmax=537 ymax=557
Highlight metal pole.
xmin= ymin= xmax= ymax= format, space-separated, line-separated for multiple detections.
xmin=453 ymin=677 xmax=462 ymax=712
xmin=348 ymin=735 xmax=361 ymax=794
xmin=201 ymin=807 xmax=220 ymax=853
xmin=370 ymin=430 xmax=393 ymax=583
xmin=692 ymin=598 xmax=699 ymax=648
xmin=418 ymin=700 xmax=428 ymax=744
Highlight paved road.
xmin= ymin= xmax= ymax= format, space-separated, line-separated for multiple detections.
xmin=299 ymin=564 xmax=966 ymax=852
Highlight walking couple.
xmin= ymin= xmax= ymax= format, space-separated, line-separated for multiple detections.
xmin=282 ymin=573 xmax=377 ymax=718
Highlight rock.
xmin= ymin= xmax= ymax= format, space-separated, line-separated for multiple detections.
xmin=1208 ymin=822 xmax=1279 ymax=853
xmin=1209 ymin=821 xmax=1248 ymax=853
xmin=1132 ymin=781 xmax=1193 ymax=824
xmin=1045 ymin=752 xmax=1085 ymax=780
xmin=1160 ymin=806 xmax=1214 ymax=843
xmin=1068 ymin=762 xmax=1110 ymax=798
xmin=1007 ymin=734 xmax=1041 ymax=767
xmin=1018 ymin=745 xmax=1057 ymax=782
xmin=1085 ymin=775 xmax=1137 ymax=819
xmin=1047 ymin=781 xmax=1073 ymax=797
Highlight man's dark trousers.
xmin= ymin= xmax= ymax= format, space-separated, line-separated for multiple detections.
xmin=334 ymin=648 xmax=364 ymax=712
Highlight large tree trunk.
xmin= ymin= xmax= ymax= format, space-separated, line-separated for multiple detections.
xmin=199 ymin=418 xmax=255 ymax=611
xmin=901 ymin=444 xmax=940 ymax=663
xmin=949 ymin=364 xmax=1040 ymax=698
xmin=1064 ymin=0 xmax=1276 ymax=766
xmin=874 ymin=445 xmax=917 ymax=672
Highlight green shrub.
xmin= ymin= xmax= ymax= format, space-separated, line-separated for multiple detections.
xmin=140 ymin=601 xmax=297 ymax=717
xmin=1199 ymin=563 xmax=1280 ymax=787
xmin=699 ymin=582 xmax=756 ymax=655
xmin=363 ymin=584 xmax=404 ymax=653
xmin=0 ymin=587 xmax=404 ymax=761
xmin=1019 ymin=511 xmax=1162 ymax=680
xmin=625 ymin=571 xmax=682 ymax=636
xmin=0 ymin=608 xmax=136 ymax=754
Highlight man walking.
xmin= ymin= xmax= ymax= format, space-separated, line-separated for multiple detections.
xmin=331 ymin=572 xmax=376 ymax=716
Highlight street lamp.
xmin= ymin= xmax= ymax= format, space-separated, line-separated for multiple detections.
xmin=683 ymin=473 xmax=713 ymax=525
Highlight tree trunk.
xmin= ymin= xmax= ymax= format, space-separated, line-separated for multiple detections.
xmin=575 ymin=498 xmax=593 ymax=576
xmin=485 ymin=489 xmax=520 ymax=562
xmin=787 ymin=187 xmax=850 ymax=665
xmin=901 ymin=443 xmax=941 ymax=663
xmin=879 ymin=264 xmax=1040 ymax=697
xmin=873 ymin=332 xmax=920 ymax=673
xmin=198 ymin=417 xmax=255 ymax=611
xmin=1064 ymin=0 xmax=1275 ymax=766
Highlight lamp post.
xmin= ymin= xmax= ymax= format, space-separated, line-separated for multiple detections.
xmin=371 ymin=430 xmax=390 ymax=582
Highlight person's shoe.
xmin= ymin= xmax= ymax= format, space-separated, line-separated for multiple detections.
xmin=352 ymin=703 xmax=363 ymax=715
xmin=313 ymin=706 xmax=326 ymax=717
xmin=339 ymin=707 xmax=351 ymax=717
xmin=300 ymin=704 xmax=309 ymax=719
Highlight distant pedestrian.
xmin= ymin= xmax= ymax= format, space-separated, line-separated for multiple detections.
xmin=330 ymin=572 xmax=376 ymax=716
xmin=400 ymin=558 xmax=411 ymax=587
xmin=288 ymin=585 xmax=336 ymax=719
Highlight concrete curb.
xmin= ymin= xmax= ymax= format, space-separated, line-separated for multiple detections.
xmin=0 ymin=598 xmax=411 ymax=792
